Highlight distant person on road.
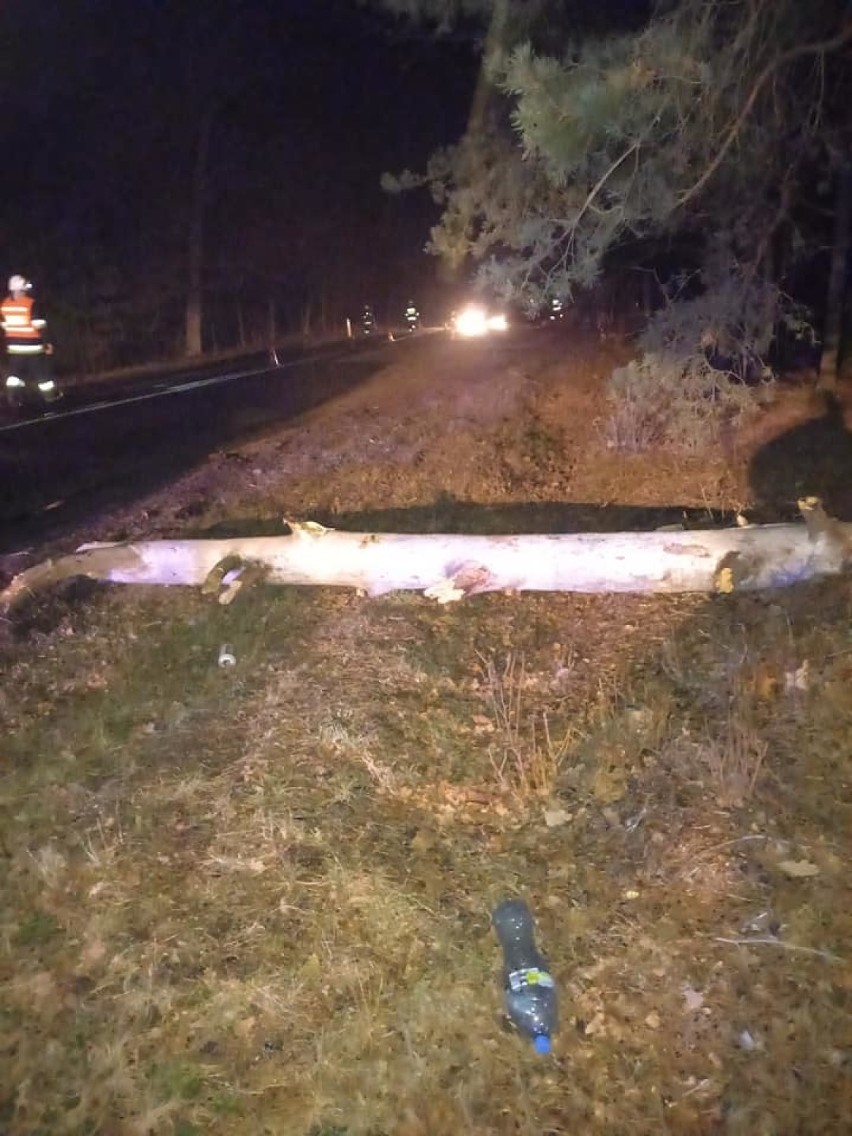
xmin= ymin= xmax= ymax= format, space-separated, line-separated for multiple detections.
xmin=1 ymin=275 xmax=60 ymax=406
xmin=404 ymin=299 xmax=420 ymax=332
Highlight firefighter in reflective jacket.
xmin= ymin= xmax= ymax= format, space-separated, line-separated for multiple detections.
xmin=404 ymin=299 xmax=420 ymax=332
xmin=1 ymin=275 xmax=60 ymax=404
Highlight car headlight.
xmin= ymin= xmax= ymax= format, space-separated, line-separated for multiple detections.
xmin=38 ymin=380 xmax=56 ymax=392
xmin=453 ymin=304 xmax=489 ymax=337
xmin=452 ymin=304 xmax=509 ymax=337
xmin=5 ymin=374 xmax=24 ymax=388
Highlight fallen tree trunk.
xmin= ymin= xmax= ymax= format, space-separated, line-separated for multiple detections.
xmin=2 ymin=502 xmax=850 ymax=612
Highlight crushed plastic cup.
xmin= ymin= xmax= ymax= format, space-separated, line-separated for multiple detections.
xmin=218 ymin=644 xmax=237 ymax=668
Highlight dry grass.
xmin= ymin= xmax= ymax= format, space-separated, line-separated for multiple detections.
xmin=479 ymin=651 xmax=577 ymax=802
xmin=2 ymin=331 xmax=852 ymax=1135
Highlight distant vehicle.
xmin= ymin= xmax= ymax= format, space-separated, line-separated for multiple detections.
xmin=549 ymin=297 xmax=564 ymax=321
xmin=360 ymin=304 xmax=377 ymax=336
xmin=450 ymin=302 xmax=509 ymax=338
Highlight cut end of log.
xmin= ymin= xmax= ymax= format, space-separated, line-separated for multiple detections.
xmin=798 ymin=496 xmax=852 ymax=567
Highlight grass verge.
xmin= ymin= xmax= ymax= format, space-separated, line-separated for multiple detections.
xmin=2 ymin=333 xmax=851 ymax=1135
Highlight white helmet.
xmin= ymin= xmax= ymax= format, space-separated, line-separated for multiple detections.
xmin=8 ymin=275 xmax=31 ymax=293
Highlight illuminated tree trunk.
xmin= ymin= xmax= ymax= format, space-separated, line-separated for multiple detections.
xmin=2 ymin=504 xmax=850 ymax=612
xmin=185 ymin=109 xmax=214 ymax=358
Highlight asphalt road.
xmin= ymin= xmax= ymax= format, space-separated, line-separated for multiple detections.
xmin=0 ymin=336 xmax=394 ymax=553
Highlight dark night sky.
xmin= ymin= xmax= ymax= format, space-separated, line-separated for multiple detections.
xmin=0 ymin=0 xmax=480 ymax=337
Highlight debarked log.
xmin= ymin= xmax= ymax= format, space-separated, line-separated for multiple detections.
xmin=1 ymin=501 xmax=850 ymax=612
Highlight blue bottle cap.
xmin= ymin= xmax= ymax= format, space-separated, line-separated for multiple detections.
xmin=533 ymin=1034 xmax=552 ymax=1055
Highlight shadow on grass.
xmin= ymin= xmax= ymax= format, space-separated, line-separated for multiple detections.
xmin=194 ymin=495 xmax=740 ymax=540
xmin=748 ymin=391 xmax=852 ymax=521
xmin=4 ymin=578 xmax=108 ymax=641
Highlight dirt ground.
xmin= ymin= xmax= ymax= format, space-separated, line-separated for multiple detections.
xmin=1 ymin=327 xmax=851 ymax=1136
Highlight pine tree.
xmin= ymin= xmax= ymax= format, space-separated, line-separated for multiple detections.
xmin=375 ymin=0 xmax=852 ymax=441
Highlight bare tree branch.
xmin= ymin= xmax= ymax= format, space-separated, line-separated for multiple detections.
xmin=677 ymin=22 xmax=852 ymax=210
xmin=573 ymin=141 xmax=642 ymax=232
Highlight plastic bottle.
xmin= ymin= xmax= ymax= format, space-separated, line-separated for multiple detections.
xmin=492 ymin=898 xmax=558 ymax=1054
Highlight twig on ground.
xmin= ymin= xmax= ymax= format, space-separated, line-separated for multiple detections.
xmin=714 ymin=936 xmax=842 ymax=963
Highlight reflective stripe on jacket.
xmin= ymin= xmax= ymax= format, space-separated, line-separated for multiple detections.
xmin=1 ymin=295 xmax=47 ymax=354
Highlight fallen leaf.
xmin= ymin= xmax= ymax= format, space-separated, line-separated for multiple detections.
xmin=543 ymin=807 xmax=572 ymax=828
xmin=682 ymin=984 xmax=704 ymax=1012
xmin=300 ymin=953 xmax=322 ymax=981
xmin=583 ymin=1012 xmax=606 ymax=1036
xmin=410 ymin=828 xmax=436 ymax=854
xmin=777 ymin=859 xmax=820 ymax=878
xmin=624 ymin=706 xmax=654 ymax=730
xmin=590 ymin=767 xmax=627 ymax=804
xmin=79 ymin=938 xmax=108 ymax=969
xmin=753 ymin=665 xmax=780 ymax=701
xmin=784 ymin=660 xmax=810 ymax=693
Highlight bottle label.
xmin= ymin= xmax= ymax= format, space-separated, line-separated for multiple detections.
xmin=507 ymin=968 xmax=554 ymax=993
